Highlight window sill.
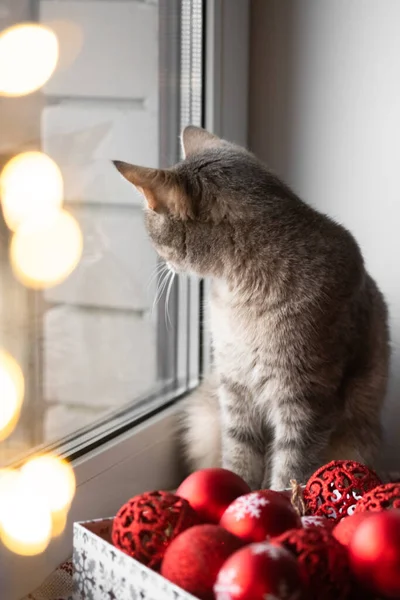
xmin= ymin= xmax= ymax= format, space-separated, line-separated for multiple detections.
xmin=1 ymin=402 xmax=185 ymax=600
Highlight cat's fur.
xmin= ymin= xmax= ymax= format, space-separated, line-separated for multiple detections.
xmin=114 ymin=126 xmax=390 ymax=490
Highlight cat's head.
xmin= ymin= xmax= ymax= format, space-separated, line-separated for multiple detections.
xmin=113 ymin=126 xmax=272 ymax=278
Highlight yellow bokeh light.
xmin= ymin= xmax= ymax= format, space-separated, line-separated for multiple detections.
xmin=0 ymin=469 xmax=21 ymax=517
xmin=0 ymin=151 xmax=63 ymax=232
xmin=0 ymin=23 xmax=58 ymax=96
xmin=0 ymin=350 xmax=24 ymax=442
xmin=0 ymin=469 xmax=52 ymax=556
xmin=20 ymin=455 xmax=76 ymax=514
xmin=10 ymin=209 xmax=83 ymax=289
xmin=51 ymin=508 xmax=68 ymax=538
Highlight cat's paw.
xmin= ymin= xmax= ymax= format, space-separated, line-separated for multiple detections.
xmin=269 ymin=475 xmax=292 ymax=491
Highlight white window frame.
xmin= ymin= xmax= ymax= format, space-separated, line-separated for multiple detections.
xmin=0 ymin=2 xmax=249 ymax=598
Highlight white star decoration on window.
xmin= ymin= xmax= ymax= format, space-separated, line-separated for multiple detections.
xmin=225 ymin=492 xmax=270 ymax=521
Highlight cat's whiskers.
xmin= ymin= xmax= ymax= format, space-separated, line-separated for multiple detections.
xmin=164 ymin=269 xmax=176 ymax=329
xmin=146 ymin=262 xmax=168 ymax=292
xmin=152 ymin=268 xmax=172 ymax=316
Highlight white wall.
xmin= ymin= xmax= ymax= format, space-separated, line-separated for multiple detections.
xmin=250 ymin=0 xmax=400 ymax=469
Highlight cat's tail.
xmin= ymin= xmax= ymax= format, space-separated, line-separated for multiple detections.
xmin=180 ymin=373 xmax=221 ymax=471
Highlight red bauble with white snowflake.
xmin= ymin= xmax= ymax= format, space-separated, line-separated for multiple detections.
xmin=274 ymin=526 xmax=352 ymax=600
xmin=349 ymin=510 xmax=400 ymax=598
xmin=220 ymin=490 xmax=301 ymax=544
xmin=161 ymin=524 xmax=243 ymax=600
xmin=303 ymin=460 xmax=381 ymax=522
xmin=354 ymin=482 xmax=400 ymax=514
xmin=214 ymin=542 xmax=304 ymax=600
xmin=301 ymin=516 xmax=333 ymax=531
xmin=176 ymin=468 xmax=251 ymax=523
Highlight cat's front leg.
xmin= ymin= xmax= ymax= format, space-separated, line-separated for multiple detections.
xmin=268 ymin=400 xmax=336 ymax=490
xmin=219 ymin=378 xmax=264 ymax=490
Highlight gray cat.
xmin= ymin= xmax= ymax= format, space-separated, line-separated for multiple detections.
xmin=114 ymin=125 xmax=390 ymax=491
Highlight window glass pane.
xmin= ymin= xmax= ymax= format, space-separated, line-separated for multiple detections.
xmin=0 ymin=0 xmax=203 ymax=466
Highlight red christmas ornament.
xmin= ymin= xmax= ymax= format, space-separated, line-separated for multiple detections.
xmin=214 ymin=542 xmax=303 ymax=600
xmin=220 ymin=490 xmax=301 ymax=544
xmin=354 ymin=482 xmax=400 ymax=513
xmin=275 ymin=526 xmax=352 ymax=600
xmin=303 ymin=460 xmax=381 ymax=522
xmin=161 ymin=524 xmax=243 ymax=600
xmin=349 ymin=510 xmax=400 ymax=598
xmin=301 ymin=515 xmax=334 ymax=530
xmin=112 ymin=490 xmax=198 ymax=569
xmin=176 ymin=468 xmax=251 ymax=523
xmin=279 ymin=489 xmax=293 ymax=502
xmin=332 ymin=512 xmax=372 ymax=547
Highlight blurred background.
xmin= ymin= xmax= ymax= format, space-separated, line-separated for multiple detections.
xmin=0 ymin=0 xmax=171 ymax=465
xmin=0 ymin=0 xmax=206 ymax=575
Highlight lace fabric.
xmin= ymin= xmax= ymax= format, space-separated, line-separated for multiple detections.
xmin=21 ymin=560 xmax=73 ymax=600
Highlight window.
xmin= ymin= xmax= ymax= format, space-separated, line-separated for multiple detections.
xmin=0 ymin=0 xmax=203 ymax=468
xmin=0 ymin=1 xmax=249 ymax=597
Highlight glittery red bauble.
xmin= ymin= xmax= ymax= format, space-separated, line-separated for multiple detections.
xmin=161 ymin=524 xmax=243 ymax=600
xmin=332 ymin=512 xmax=372 ymax=547
xmin=349 ymin=510 xmax=400 ymax=598
xmin=176 ymin=468 xmax=251 ymax=523
xmin=112 ymin=490 xmax=198 ymax=569
xmin=275 ymin=526 xmax=352 ymax=600
xmin=303 ymin=460 xmax=381 ymax=522
xmin=354 ymin=482 xmax=400 ymax=514
xmin=214 ymin=542 xmax=304 ymax=600
xmin=220 ymin=490 xmax=301 ymax=544
xmin=301 ymin=515 xmax=334 ymax=530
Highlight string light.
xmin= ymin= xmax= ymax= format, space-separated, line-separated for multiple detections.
xmin=51 ymin=508 xmax=68 ymax=538
xmin=0 ymin=350 xmax=24 ymax=442
xmin=0 ymin=470 xmax=52 ymax=556
xmin=20 ymin=455 xmax=76 ymax=514
xmin=0 ymin=151 xmax=64 ymax=231
xmin=0 ymin=456 xmax=76 ymax=553
xmin=0 ymin=23 xmax=58 ymax=96
xmin=20 ymin=455 xmax=76 ymax=539
xmin=10 ymin=209 xmax=83 ymax=289
xmin=0 ymin=469 xmax=20 ymax=517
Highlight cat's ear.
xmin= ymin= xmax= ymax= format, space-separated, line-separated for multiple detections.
xmin=181 ymin=125 xmax=223 ymax=158
xmin=112 ymin=161 xmax=193 ymax=219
